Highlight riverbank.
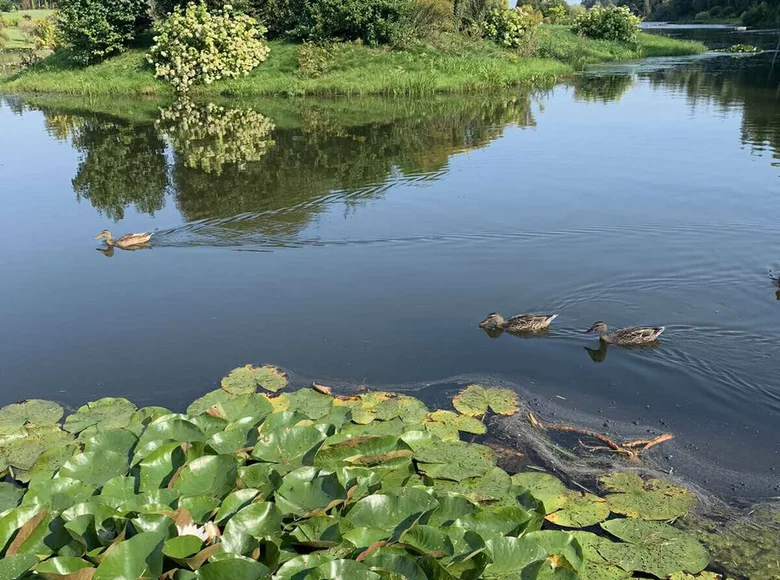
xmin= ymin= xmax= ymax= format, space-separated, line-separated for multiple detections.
xmin=0 ymin=28 xmax=705 ymax=97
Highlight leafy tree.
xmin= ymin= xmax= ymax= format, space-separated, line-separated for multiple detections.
xmin=56 ymin=0 xmax=151 ymax=64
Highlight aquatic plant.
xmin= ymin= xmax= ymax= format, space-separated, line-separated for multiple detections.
xmin=0 ymin=364 xmax=739 ymax=578
xmin=724 ymin=43 xmax=760 ymax=53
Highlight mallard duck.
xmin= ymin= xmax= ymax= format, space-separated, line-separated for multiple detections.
xmin=585 ymin=321 xmax=664 ymax=345
xmin=95 ymin=230 xmax=152 ymax=249
xmin=479 ymin=312 xmax=558 ymax=333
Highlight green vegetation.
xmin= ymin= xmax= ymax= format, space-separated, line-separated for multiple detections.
xmin=0 ymin=363 xmax=740 ymax=579
xmin=572 ymin=5 xmax=640 ymax=43
xmin=0 ymin=8 xmax=53 ymax=48
xmin=596 ymin=0 xmax=780 ymax=28
xmin=0 ymin=28 xmax=705 ymax=96
xmin=723 ymin=43 xmax=761 ymax=52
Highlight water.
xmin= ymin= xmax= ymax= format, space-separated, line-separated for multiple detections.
xmin=1 ymin=27 xmax=778 ymax=498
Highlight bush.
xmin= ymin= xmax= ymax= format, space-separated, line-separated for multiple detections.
xmin=56 ymin=0 xmax=152 ymax=64
xmin=148 ymin=2 xmax=270 ymax=93
xmin=573 ymin=5 xmax=640 ymax=42
xmin=693 ymin=10 xmax=709 ymax=20
xmin=0 ymin=0 xmax=13 ymax=11
xmin=292 ymin=0 xmax=414 ymax=45
xmin=483 ymin=5 xmax=541 ymax=51
xmin=545 ymin=4 xmax=567 ymax=23
xmin=153 ymin=0 xmax=249 ymax=18
xmin=454 ymin=0 xmax=503 ymax=36
xmin=33 ymin=16 xmax=59 ymax=50
xmin=246 ymin=0 xmax=298 ymax=38
xmin=296 ymin=41 xmax=333 ymax=77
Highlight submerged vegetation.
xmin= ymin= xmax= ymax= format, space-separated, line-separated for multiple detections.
xmin=0 ymin=362 xmax=765 ymax=579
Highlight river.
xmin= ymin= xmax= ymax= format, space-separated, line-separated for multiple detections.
xmin=1 ymin=25 xmax=778 ymax=498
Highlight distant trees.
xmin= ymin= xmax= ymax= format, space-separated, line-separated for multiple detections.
xmin=592 ymin=0 xmax=780 ymax=27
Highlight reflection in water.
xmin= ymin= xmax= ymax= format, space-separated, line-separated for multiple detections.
xmin=584 ymin=342 xmax=608 ymax=363
xmin=643 ymin=52 xmax=780 ymax=163
xmin=157 ymin=100 xmax=276 ymax=175
xmin=571 ymin=74 xmax=635 ymax=103
xmin=95 ymin=245 xmax=152 ymax=258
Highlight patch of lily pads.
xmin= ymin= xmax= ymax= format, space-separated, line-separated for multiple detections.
xmin=0 ymin=364 xmax=729 ymax=579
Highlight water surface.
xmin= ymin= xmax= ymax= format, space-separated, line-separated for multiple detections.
xmin=1 ymin=27 xmax=779 ymax=497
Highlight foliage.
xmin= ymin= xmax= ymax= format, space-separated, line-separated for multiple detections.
xmin=153 ymin=0 xmax=251 ymax=18
xmin=453 ymin=0 xmax=503 ymax=36
xmin=148 ymin=2 xmax=270 ymax=93
xmin=0 ymin=370 xmax=716 ymax=579
xmin=607 ymin=0 xmax=779 ymax=26
xmin=244 ymin=0 xmax=298 ymax=38
xmin=297 ymin=41 xmax=333 ymax=78
xmin=725 ymin=43 xmax=760 ymax=53
xmin=290 ymin=0 xmax=415 ymax=46
xmin=55 ymin=0 xmax=151 ymax=64
xmin=157 ymin=99 xmax=275 ymax=174
xmin=483 ymin=5 xmax=541 ymax=52
xmin=573 ymin=5 xmax=640 ymax=43
xmin=32 ymin=15 xmax=57 ymax=49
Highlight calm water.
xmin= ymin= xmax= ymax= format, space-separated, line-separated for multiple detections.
xmin=1 ymin=27 xmax=779 ymax=497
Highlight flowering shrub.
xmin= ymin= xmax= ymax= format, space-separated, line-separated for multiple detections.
xmin=33 ymin=16 xmax=60 ymax=50
xmin=56 ymin=0 xmax=151 ymax=63
xmin=483 ymin=5 xmax=541 ymax=50
xmin=147 ymin=2 xmax=270 ymax=93
xmin=573 ymin=5 xmax=640 ymax=43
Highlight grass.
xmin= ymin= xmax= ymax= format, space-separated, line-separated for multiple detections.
xmin=0 ymin=9 xmax=54 ymax=48
xmin=539 ymin=25 xmax=706 ymax=67
xmin=0 ymin=27 xmax=707 ymax=97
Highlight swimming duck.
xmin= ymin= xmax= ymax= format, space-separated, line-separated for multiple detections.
xmin=479 ymin=312 xmax=558 ymax=333
xmin=95 ymin=230 xmax=153 ymax=249
xmin=585 ymin=321 xmax=664 ymax=345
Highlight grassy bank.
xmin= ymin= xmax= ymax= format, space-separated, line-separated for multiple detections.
xmin=0 ymin=28 xmax=706 ymax=97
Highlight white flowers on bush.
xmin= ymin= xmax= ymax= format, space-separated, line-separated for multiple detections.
xmin=573 ymin=5 xmax=641 ymax=43
xmin=147 ymin=2 xmax=271 ymax=93
xmin=483 ymin=5 xmax=542 ymax=50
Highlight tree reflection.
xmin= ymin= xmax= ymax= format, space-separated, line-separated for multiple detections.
xmin=571 ymin=74 xmax=635 ymax=103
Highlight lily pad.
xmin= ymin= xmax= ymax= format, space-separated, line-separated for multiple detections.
xmin=0 ymin=400 xmax=63 ymax=434
xmin=346 ymin=487 xmax=439 ymax=533
xmin=64 ymin=398 xmax=137 ymax=435
xmin=196 ymin=557 xmax=271 ymax=580
xmin=452 ymin=385 xmax=519 ymax=417
xmin=374 ymin=395 xmax=429 ymax=425
xmin=512 ymin=472 xmax=569 ymax=514
xmin=275 ymin=467 xmax=347 ymax=516
xmin=26 ymin=442 xmax=79 ymax=482
xmin=0 ymin=483 xmax=23 ymax=513
xmin=599 ymin=518 xmax=710 ymax=578
xmin=252 ymin=425 xmax=326 ymax=472
xmin=599 ymin=472 xmax=696 ymax=521
xmin=222 ymin=364 xmax=288 ymax=395
xmin=59 ymin=450 xmax=129 ymax=487
xmin=400 ymin=525 xmax=454 ymax=557
xmin=275 ymin=389 xmax=333 ymax=420
xmin=545 ymin=493 xmax=610 ymax=528
xmin=414 ymin=441 xmax=495 ymax=482
xmin=221 ymin=501 xmax=283 ymax=555
xmin=482 ymin=535 xmax=547 ymax=577
xmin=173 ymin=455 xmax=238 ymax=499
xmin=35 ymin=556 xmax=95 ymax=577
xmin=0 ymin=424 xmax=73 ymax=473
xmin=570 ymin=532 xmax=632 ymax=580
xmin=524 ymin=530 xmax=584 ymax=572
xmin=307 ymin=559 xmax=381 ymax=580
xmin=424 ymin=410 xmax=487 ymax=435
xmin=432 ymin=466 xmax=513 ymax=503
xmin=93 ymin=531 xmax=166 ymax=580
xmin=0 ymin=554 xmax=38 ymax=579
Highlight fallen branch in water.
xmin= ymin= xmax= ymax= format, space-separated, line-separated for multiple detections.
xmin=527 ymin=412 xmax=674 ymax=461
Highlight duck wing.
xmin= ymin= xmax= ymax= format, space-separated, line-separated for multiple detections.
xmin=615 ymin=326 xmax=665 ymax=344
xmin=505 ymin=314 xmax=558 ymax=329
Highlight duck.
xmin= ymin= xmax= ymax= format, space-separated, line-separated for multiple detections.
xmin=95 ymin=230 xmax=153 ymax=249
xmin=585 ymin=321 xmax=664 ymax=346
xmin=479 ymin=312 xmax=558 ymax=333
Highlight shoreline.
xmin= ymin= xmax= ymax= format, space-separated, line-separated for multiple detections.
xmin=0 ymin=29 xmax=706 ymax=98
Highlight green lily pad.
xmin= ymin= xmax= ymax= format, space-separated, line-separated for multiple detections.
xmin=35 ymin=556 xmax=94 ymax=577
xmin=666 ymin=573 xmax=722 ymax=580
xmin=275 ymin=553 xmax=337 ymax=579
xmin=362 ymin=549 xmax=429 ymax=579
xmin=138 ymin=441 xmax=188 ymax=491
xmin=333 ymin=393 xmax=391 ymax=425
xmin=26 ymin=442 xmax=79 ymax=482
xmin=173 ymin=455 xmax=238 ymax=499
xmin=570 ymin=531 xmax=632 ymax=580
xmin=453 ymin=505 xmax=534 ymax=537
xmin=600 ymin=472 xmax=696 ymax=521
xmin=400 ymin=524 xmax=454 ymax=557
xmin=346 ymin=487 xmax=439 ymax=533
xmin=126 ymin=406 xmax=172 ymax=436
xmin=524 ymin=530 xmax=584 ymax=572
xmin=64 ymin=398 xmax=137 ymax=435
xmin=0 ymin=424 xmax=73 ymax=473
xmin=215 ymin=488 xmax=260 ymax=523
xmin=432 ymin=466 xmax=512 ymax=503
xmin=512 ymin=472 xmax=569 ymax=514
xmin=221 ymin=501 xmax=283 ymax=555
xmin=81 ymin=429 xmax=138 ymax=457
xmin=275 ymin=389 xmax=334 ymax=420
xmin=424 ymin=410 xmax=487 ymax=435
xmin=452 ymin=385 xmax=519 ymax=417
xmin=222 ymin=364 xmax=288 ymax=395
xmin=164 ymin=535 xmax=204 ymax=559
xmin=93 ymin=531 xmax=166 ymax=580
xmin=599 ymin=519 xmax=710 ymax=578
xmin=428 ymin=494 xmax=477 ymax=526
xmin=58 ymin=450 xmax=129 ymax=487
xmin=315 ymin=435 xmax=409 ymax=470
xmin=373 ymin=395 xmax=429 ymax=425
xmin=483 ymin=535 xmax=547 ymax=577
xmin=0 ymin=400 xmax=63 ymax=434
xmin=275 ymin=467 xmax=347 ymax=516
xmin=306 ymin=559 xmax=381 ymax=580
xmin=545 ymin=493 xmax=610 ymax=528
xmin=0 ymin=554 xmax=38 ymax=579
xmin=252 ymin=425 xmax=326 ymax=473
xmin=196 ymin=557 xmax=271 ymax=580
xmin=179 ymin=495 xmax=220 ymax=523
xmin=0 ymin=482 xmax=24 ymax=513
xmin=236 ymin=463 xmax=281 ymax=497
xmin=414 ymin=441 xmax=495 ymax=482
xmin=290 ymin=514 xmax=342 ymax=545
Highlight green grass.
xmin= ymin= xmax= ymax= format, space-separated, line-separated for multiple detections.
xmin=539 ymin=26 xmax=706 ymax=68
xmin=0 ymin=9 xmax=54 ymax=49
xmin=0 ymin=27 xmax=706 ymax=97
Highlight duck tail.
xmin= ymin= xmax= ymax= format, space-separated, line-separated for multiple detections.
xmin=656 ymin=326 xmax=666 ymax=335
xmin=547 ymin=314 xmax=559 ymax=324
